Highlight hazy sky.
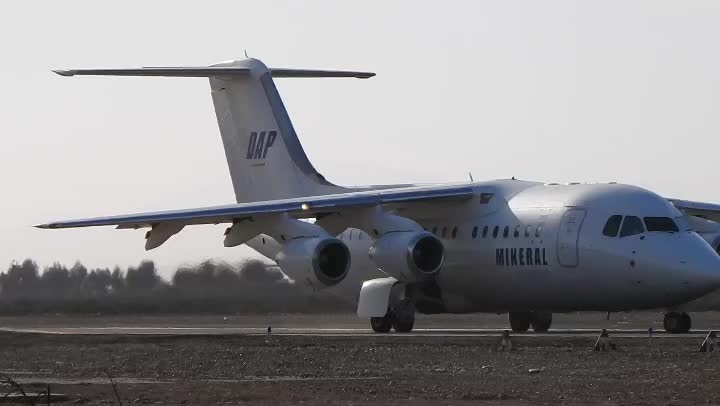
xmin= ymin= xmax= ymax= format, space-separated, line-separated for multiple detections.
xmin=2 ymin=1 xmax=719 ymax=278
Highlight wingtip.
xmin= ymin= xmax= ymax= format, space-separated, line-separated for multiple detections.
xmin=357 ymin=72 xmax=375 ymax=79
xmin=52 ymin=69 xmax=75 ymax=77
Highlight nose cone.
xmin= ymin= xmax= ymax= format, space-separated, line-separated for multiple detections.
xmin=688 ymin=247 xmax=720 ymax=289
xmin=682 ymin=234 xmax=720 ymax=293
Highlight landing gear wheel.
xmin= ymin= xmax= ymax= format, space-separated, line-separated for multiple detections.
xmin=370 ymin=314 xmax=392 ymax=333
xmin=530 ymin=312 xmax=553 ymax=332
xmin=680 ymin=312 xmax=692 ymax=332
xmin=391 ymin=298 xmax=416 ymax=333
xmin=509 ymin=312 xmax=532 ymax=333
xmin=391 ymin=314 xmax=415 ymax=333
xmin=664 ymin=312 xmax=691 ymax=334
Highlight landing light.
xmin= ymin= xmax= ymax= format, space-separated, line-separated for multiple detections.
xmin=301 ymin=203 xmax=311 ymax=211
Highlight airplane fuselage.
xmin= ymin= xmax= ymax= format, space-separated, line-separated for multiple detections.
xmin=334 ymin=179 xmax=720 ymax=314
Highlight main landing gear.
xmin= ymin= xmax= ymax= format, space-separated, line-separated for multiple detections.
xmin=664 ymin=312 xmax=691 ymax=334
xmin=509 ymin=311 xmax=553 ymax=332
xmin=370 ymin=298 xmax=416 ymax=333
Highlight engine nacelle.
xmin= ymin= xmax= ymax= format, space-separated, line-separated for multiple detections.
xmin=275 ymin=237 xmax=351 ymax=289
xmin=369 ymin=231 xmax=444 ymax=282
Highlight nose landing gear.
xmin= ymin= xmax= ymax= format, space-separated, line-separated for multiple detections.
xmin=664 ymin=312 xmax=691 ymax=334
xmin=509 ymin=311 xmax=553 ymax=332
xmin=530 ymin=312 xmax=553 ymax=332
xmin=509 ymin=312 xmax=531 ymax=332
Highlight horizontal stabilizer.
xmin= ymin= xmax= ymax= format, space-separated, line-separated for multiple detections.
xmin=53 ymin=66 xmax=374 ymax=79
xmin=269 ymin=68 xmax=374 ymax=79
xmin=52 ymin=67 xmax=251 ymax=77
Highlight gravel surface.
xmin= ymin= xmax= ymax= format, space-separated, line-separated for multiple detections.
xmin=0 ymin=327 xmax=719 ymax=405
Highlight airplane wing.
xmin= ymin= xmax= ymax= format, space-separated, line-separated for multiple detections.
xmin=36 ymin=184 xmax=475 ymax=230
xmin=668 ymin=198 xmax=720 ymax=223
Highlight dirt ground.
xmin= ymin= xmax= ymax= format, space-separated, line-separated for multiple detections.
xmin=0 ymin=313 xmax=719 ymax=405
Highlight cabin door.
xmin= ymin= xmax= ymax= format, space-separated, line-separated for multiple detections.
xmin=557 ymin=208 xmax=586 ymax=267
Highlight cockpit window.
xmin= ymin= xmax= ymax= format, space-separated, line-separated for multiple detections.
xmin=602 ymin=215 xmax=622 ymax=237
xmin=644 ymin=217 xmax=679 ymax=232
xmin=619 ymin=216 xmax=645 ymax=237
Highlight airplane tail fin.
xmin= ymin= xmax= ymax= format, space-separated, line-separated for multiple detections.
xmin=54 ymin=58 xmax=375 ymax=203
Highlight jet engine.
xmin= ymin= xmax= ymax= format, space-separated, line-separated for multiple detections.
xmin=369 ymin=231 xmax=444 ymax=282
xmin=275 ymin=237 xmax=351 ymax=289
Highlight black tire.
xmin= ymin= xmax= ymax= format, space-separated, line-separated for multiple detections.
xmin=509 ymin=312 xmax=531 ymax=332
xmin=679 ymin=312 xmax=692 ymax=333
xmin=663 ymin=312 xmax=679 ymax=332
xmin=391 ymin=298 xmax=416 ymax=333
xmin=392 ymin=315 xmax=415 ymax=333
xmin=370 ymin=315 xmax=392 ymax=333
xmin=664 ymin=312 xmax=691 ymax=334
xmin=531 ymin=312 xmax=552 ymax=332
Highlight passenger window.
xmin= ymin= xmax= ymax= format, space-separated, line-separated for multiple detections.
xmin=492 ymin=226 xmax=499 ymax=238
xmin=602 ymin=215 xmax=622 ymax=237
xmin=525 ymin=225 xmax=531 ymax=238
xmin=619 ymin=216 xmax=644 ymax=237
xmin=503 ymin=226 xmax=509 ymax=238
xmin=472 ymin=226 xmax=478 ymax=239
xmin=441 ymin=226 xmax=447 ymax=238
xmin=514 ymin=225 xmax=520 ymax=238
xmin=644 ymin=217 xmax=679 ymax=232
xmin=451 ymin=226 xmax=458 ymax=239
xmin=535 ymin=225 xmax=543 ymax=238
xmin=482 ymin=226 xmax=489 ymax=238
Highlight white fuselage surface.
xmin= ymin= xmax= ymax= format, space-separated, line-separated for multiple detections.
xmin=327 ymin=180 xmax=720 ymax=314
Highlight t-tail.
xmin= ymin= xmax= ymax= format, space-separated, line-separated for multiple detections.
xmin=54 ymin=58 xmax=375 ymax=203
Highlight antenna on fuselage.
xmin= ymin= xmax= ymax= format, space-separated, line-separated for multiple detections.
xmin=468 ymin=172 xmax=474 ymax=182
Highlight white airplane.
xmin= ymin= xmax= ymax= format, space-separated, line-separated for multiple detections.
xmin=40 ymin=58 xmax=720 ymax=334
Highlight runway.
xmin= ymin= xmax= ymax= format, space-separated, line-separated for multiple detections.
xmin=1 ymin=312 xmax=718 ymax=338
xmin=0 ymin=325 xmax=711 ymax=338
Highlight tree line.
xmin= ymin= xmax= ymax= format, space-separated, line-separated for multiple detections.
xmin=0 ymin=259 xmax=352 ymax=315
xmin=1 ymin=258 xmax=718 ymax=315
